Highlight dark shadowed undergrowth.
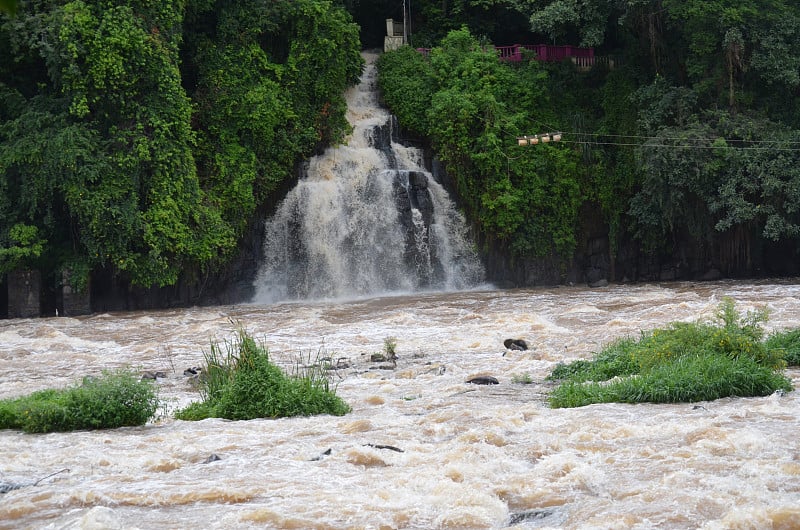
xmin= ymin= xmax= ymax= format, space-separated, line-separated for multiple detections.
xmin=175 ymin=327 xmax=350 ymax=421
xmin=547 ymin=298 xmax=796 ymax=408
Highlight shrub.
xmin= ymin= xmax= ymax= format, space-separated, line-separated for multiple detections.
xmin=548 ymin=337 xmax=639 ymax=382
xmin=175 ymin=327 xmax=350 ymax=421
xmin=765 ymin=329 xmax=800 ymax=366
xmin=0 ymin=399 xmax=20 ymax=429
xmin=65 ymin=371 xmax=160 ymax=430
xmin=0 ymin=370 xmax=160 ymax=433
xmin=547 ymin=299 xmax=794 ymax=408
xmin=550 ymin=354 xmax=792 ymax=408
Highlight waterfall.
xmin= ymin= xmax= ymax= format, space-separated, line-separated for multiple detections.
xmin=252 ymin=51 xmax=484 ymax=303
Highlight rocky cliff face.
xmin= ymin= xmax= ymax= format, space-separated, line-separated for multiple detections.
xmin=393 ymin=170 xmax=442 ymax=288
xmin=429 ymin=152 xmax=800 ymax=288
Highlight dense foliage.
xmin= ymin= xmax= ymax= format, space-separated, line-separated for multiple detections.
xmin=0 ymin=369 xmax=160 ymax=433
xmin=379 ymin=31 xmax=584 ymax=262
xmin=0 ymin=0 xmax=362 ymax=290
xmin=546 ymin=299 xmax=795 ymax=408
xmin=175 ymin=327 xmax=350 ymax=421
xmin=4 ymin=0 xmax=800 ymax=296
xmin=377 ymin=0 xmax=800 ymax=276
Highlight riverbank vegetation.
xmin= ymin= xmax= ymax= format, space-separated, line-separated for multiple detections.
xmin=0 ymin=0 xmax=362 ymax=291
xmin=547 ymin=299 xmax=797 ymax=408
xmin=3 ymin=1 xmax=800 ymax=303
xmin=175 ymin=327 xmax=350 ymax=421
xmin=379 ymin=30 xmax=584 ymax=261
xmin=0 ymin=369 xmax=159 ymax=433
xmin=376 ymin=1 xmax=800 ymax=280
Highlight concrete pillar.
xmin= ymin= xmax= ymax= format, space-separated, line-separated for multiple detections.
xmin=7 ymin=269 xmax=40 ymax=318
xmin=62 ymin=268 xmax=91 ymax=316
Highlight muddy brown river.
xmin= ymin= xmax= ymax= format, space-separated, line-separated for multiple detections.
xmin=1 ymin=280 xmax=799 ymax=529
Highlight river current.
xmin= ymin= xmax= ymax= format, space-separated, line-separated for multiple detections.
xmin=2 ymin=280 xmax=799 ymax=529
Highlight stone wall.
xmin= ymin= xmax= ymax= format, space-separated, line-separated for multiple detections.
xmin=7 ymin=269 xmax=40 ymax=319
xmin=61 ymin=269 xmax=92 ymax=316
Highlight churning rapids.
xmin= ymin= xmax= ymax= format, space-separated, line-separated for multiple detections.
xmin=2 ymin=281 xmax=800 ymax=529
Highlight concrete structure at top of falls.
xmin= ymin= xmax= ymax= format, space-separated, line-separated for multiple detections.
xmin=252 ymin=51 xmax=484 ymax=303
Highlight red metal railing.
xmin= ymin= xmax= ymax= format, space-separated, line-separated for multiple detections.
xmin=416 ymin=44 xmax=595 ymax=64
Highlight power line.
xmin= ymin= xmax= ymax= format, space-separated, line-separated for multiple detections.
xmin=516 ymin=131 xmax=800 ymax=151
xmin=525 ymin=118 xmax=800 ymax=148
xmin=559 ymin=139 xmax=800 ymax=151
xmin=571 ymin=133 xmax=800 ymax=146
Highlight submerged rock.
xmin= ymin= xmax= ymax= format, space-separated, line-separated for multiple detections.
xmin=508 ymin=507 xmax=568 ymax=527
xmin=364 ymin=443 xmax=404 ymax=453
xmin=0 ymin=481 xmax=26 ymax=494
xmin=310 ymin=448 xmax=332 ymax=461
xmin=466 ymin=376 xmax=499 ymax=385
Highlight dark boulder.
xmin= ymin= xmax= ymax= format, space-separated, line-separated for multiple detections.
xmin=503 ymin=339 xmax=528 ymax=351
xmin=466 ymin=376 xmax=499 ymax=385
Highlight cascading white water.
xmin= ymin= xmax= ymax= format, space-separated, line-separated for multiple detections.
xmin=253 ymin=52 xmax=483 ymax=303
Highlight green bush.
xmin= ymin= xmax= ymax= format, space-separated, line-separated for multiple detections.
xmin=175 ymin=327 xmax=350 ymax=421
xmin=548 ymin=337 xmax=640 ymax=383
xmin=376 ymin=46 xmax=435 ymax=135
xmin=0 ymin=400 xmax=20 ymax=429
xmin=765 ymin=329 xmax=800 ymax=366
xmin=550 ymin=354 xmax=792 ymax=408
xmin=65 ymin=371 xmax=160 ymax=430
xmin=0 ymin=370 xmax=160 ymax=433
xmin=548 ymin=299 xmax=795 ymax=408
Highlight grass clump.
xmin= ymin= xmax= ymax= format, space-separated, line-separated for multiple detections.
xmin=175 ymin=327 xmax=350 ymax=421
xmin=511 ymin=373 xmax=534 ymax=384
xmin=548 ymin=298 xmax=794 ymax=408
xmin=383 ymin=337 xmax=397 ymax=358
xmin=0 ymin=369 xmax=160 ymax=433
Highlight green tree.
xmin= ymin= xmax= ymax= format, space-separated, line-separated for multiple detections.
xmin=660 ymin=0 xmax=800 ymax=111
xmin=512 ymin=0 xmax=615 ymax=47
xmin=55 ymin=1 xmax=231 ymax=286
xmin=377 ymin=45 xmax=435 ymax=135
xmin=628 ymin=82 xmax=800 ymax=273
xmin=707 ymin=113 xmax=800 ymax=242
xmin=0 ymin=223 xmax=45 ymax=273
xmin=0 ymin=0 xmax=16 ymax=15
xmin=188 ymin=0 xmax=362 ymax=241
xmin=1 ymin=0 xmax=362 ymax=292
xmin=408 ymin=0 xmax=530 ymax=47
